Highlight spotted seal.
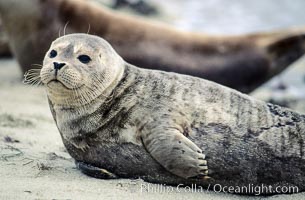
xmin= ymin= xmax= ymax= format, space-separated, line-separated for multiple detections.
xmin=34 ymin=33 xmax=305 ymax=194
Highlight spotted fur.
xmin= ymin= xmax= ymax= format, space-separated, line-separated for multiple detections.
xmin=43 ymin=34 xmax=305 ymax=194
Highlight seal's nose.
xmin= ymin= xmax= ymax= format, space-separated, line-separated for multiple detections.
xmin=53 ymin=62 xmax=66 ymax=77
xmin=53 ymin=62 xmax=66 ymax=70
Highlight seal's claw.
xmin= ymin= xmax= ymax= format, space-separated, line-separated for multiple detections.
xmin=199 ymin=160 xmax=207 ymax=166
xmin=201 ymin=169 xmax=208 ymax=175
xmin=202 ymin=175 xmax=212 ymax=181
xmin=198 ymin=154 xmax=206 ymax=160
xmin=199 ymin=165 xmax=208 ymax=170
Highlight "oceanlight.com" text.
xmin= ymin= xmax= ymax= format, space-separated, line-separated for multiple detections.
xmin=140 ymin=183 xmax=299 ymax=195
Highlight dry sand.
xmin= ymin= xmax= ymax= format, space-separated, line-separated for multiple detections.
xmin=0 ymin=59 xmax=305 ymax=200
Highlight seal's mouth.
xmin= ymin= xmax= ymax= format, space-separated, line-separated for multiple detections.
xmin=49 ymin=80 xmax=59 ymax=83
xmin=46 ymin=78 xmax=70 ymax=90
xmin=47 ymin=79 xmax=61 ymax=85
xmin=46 ymin=78 xmax=84 ymax=91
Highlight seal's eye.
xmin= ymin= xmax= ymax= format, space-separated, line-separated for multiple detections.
xmin=49 ymin=50 xmax=57 ymax=58
xmin=78 ymin=55 xmax=91 ymax=64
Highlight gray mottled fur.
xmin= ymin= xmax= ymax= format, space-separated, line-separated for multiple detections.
xmin=44 ymin=34 xmax=305 ymax=194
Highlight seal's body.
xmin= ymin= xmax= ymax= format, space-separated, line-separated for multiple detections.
xmin=3 ymin=0 xmax=305 ymax=92
xmin=41 ymin=34 xmax=305 ymax=194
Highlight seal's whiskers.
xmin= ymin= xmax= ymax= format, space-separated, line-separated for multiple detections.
xmin=23 ymin=68 xmax=42 ymax=86
xmin=63 ymin=21 xmax=70 ymax=36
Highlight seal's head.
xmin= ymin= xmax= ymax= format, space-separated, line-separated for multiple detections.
xmin=40 ymin=33 xmax=124 ymax=107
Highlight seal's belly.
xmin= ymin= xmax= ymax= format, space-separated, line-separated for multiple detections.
xmin=63 ymin=139 xmax=209 ymax=185
xmin=65 ymin=141 xmax=171 ymax=178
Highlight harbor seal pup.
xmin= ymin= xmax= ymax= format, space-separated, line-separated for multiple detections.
xmin=2 ymin=0 xmax=305 ymax=92
xmin=37 ymin=33 xmax=305 ymax=194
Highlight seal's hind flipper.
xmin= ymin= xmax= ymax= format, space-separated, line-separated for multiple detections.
xmin=76 ymin=161 xmax=118 ymax=179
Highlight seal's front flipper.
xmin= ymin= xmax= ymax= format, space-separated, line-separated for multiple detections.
xmin=76 ymin=161 xmax=118 ymax=179
xmin=141 ymin=121 xmax=208 ymax=180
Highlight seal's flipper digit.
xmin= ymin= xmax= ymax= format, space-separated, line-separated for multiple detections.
xmin=141 ymin=123 xmax=209 ymax=179
xmin=76 ymin=161 xmax=117 ymax=179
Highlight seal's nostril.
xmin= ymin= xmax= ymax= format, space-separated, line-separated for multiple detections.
xmin=53 ymin=62 xmax=66 ymax=70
